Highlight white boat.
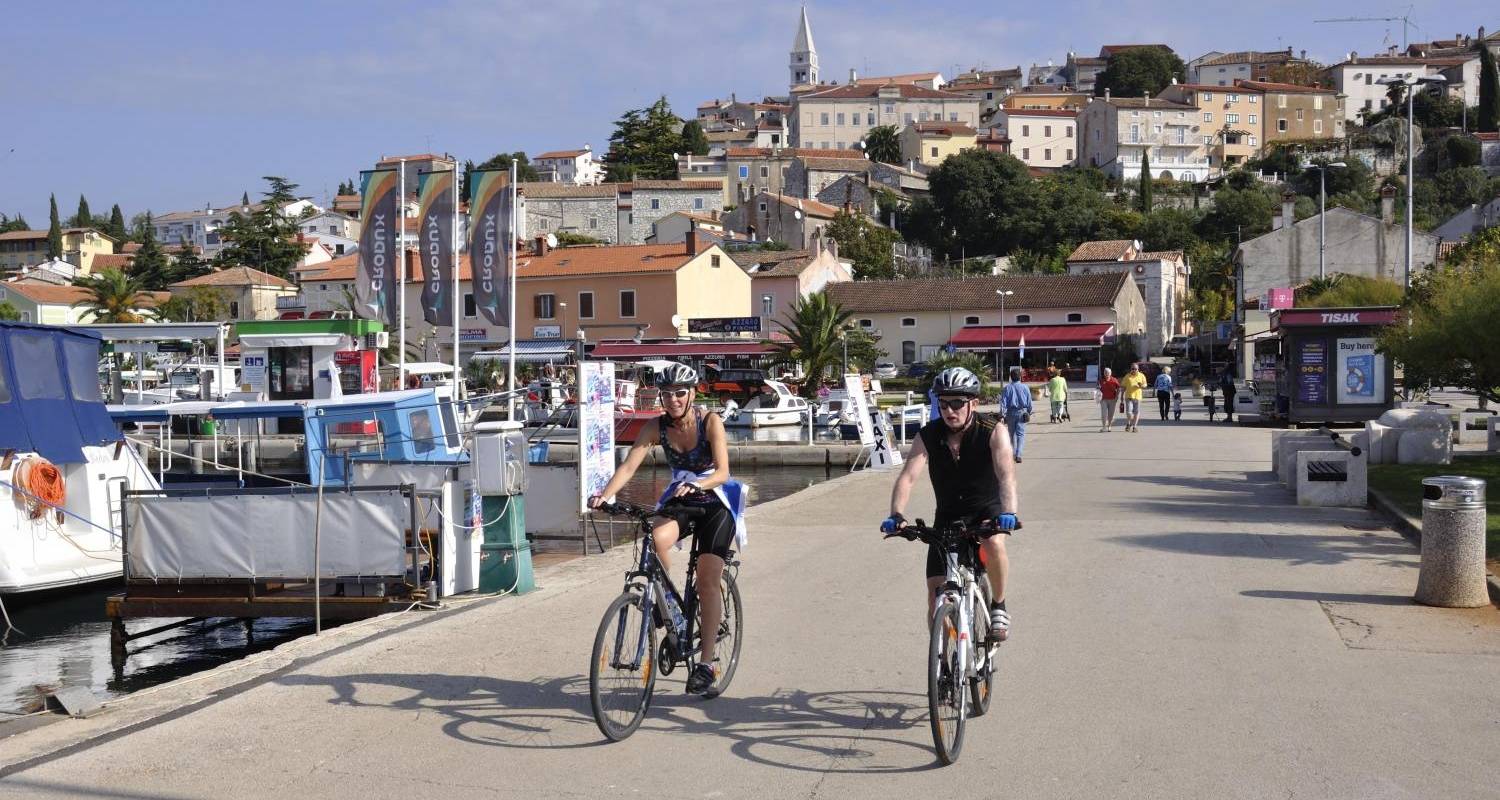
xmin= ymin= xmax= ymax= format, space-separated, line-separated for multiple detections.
xmin=815 ymin=389 xmax=855 ymax=427
xmin=722 ymin=380 xmax=810 ymax=428
xmin=2 ymin=323 xmax=160 ymax=594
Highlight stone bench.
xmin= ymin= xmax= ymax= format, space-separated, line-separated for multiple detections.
xmin=1458 ymin=411 xmax=1495 ymax=446
xmin=1489 ymin=417 xmax=1500 ymax=453
xmin=1275 ymin=432 xmax=1342 ymax=487
xmin=1375 ymin=409 xmax=1452 ymax=465
xmin=1294 ymin=434 xmax=1367 ymax=508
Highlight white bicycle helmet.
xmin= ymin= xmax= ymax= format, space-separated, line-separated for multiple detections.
xmin=653 ymin=362 xmax=699 ymax=389
xmin=932 ymin=367 xmax=982 ymax=397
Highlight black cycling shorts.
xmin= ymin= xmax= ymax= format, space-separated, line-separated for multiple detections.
xmin=925 ymin=513 xmax=1007 ymax=579
xmin=657 ymin=500 xmax=736 ymax=561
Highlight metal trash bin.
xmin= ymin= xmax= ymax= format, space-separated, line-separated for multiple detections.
xmin=480 ymin=495 xmax=534 ymax=594
xmin=1414 ymin=476 xmax=1488 ymax=608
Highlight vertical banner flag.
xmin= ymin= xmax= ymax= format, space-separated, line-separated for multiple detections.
xmin=416 ymin=170 xmax=455 ymax=325
xmin=356 ymin=169 xmax=400 ymax=325
xmin=468 ymin=169 xmax=512 ymax=327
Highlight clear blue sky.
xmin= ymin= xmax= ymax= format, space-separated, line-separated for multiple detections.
xmin=1 ymin=1 xmax=1490 ymax=226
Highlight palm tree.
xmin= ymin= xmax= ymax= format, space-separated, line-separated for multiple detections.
xmin=73 ymin=268 xmax=154 ymax=323
xmin=767 ymin=291 xmax=854 ymax=396
xmin=862 ymin=125 xmax=902 ymax=164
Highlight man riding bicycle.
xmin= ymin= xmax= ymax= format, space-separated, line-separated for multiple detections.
xmin=589 ymin=362 xmax=744 ymax=696
xmin=883 ymin=367 xmax=1020 ymax=640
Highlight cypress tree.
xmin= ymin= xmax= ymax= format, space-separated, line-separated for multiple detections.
xmin=108 ymin=204 xmax=127 ymax=241
xmin=1478 ymin=43 xmax=1500 ymax=133
xmin=47 ymin=194 xmax=62 ymax=259
xmin=75 ymin=195 xmax=92 ymax=228
xmin=1139 ymin=152 xmax=1153 ymax=213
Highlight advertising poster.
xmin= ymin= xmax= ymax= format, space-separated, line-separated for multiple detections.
xmin=355 ymin=169 xmax=400 ymax=325
xmin=1336 ymin=337 xmax=1383 ymax=405
xmin=416 ymin=169 xmax=456 ymax=325
xmin=240 ymin=354 xmax=266 ymax=392
xmin=578 ymin=361 xmax=616 ymax=511
xmin=1296 ymin=340 xmax=1327 ymax=405
xmin=467 ymin=168 xmax=513 ymax=327
xmin=844 ymin=374 xmax=874 ymax=446
xmin=868 ymin=407 xmax=904 ymax=469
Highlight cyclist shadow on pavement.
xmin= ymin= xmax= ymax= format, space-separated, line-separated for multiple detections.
xmin=276 ymin=671 xmax=944 ymax=772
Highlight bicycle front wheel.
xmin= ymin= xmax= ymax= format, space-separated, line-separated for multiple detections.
xmin=969 ymin=576 xmax=995 ymax=718
xmin=590 ymin=591 xmax=657 ymax=741
xmin=707 ymin=571 xmax=744 ymax=695
xmin=928 ymin=600 xmax=967 ymax=765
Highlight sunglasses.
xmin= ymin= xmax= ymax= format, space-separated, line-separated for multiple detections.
xmin=664 ymin=388 xmax=693 ymax=399
xmin=937 ymin=398 xmax=972 ymax=411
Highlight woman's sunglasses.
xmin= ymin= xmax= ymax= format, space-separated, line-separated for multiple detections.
xmin=664 ymin=388 xmax=693 ymax=400
xmin=937 ymin=398 xmax=971 ymax=411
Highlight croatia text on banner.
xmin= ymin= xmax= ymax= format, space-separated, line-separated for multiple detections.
xmin=467 ymin=168 xmax=512 ymax=327
xmin=416 ymin=169 xmax=456 ymax=325
xmin=356 ymin=169 xmax=401 ymax=325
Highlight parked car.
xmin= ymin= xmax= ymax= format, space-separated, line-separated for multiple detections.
xmin=1164 ymin=335 xmax=1191 ymax=357
xmin=905 ymin=362 xmax=931 ymax=378
xmin=873 ymin=361 xmax=899 ymax=379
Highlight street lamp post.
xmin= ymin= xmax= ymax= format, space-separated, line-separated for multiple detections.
xmin=1378 ymin=75 xmax=1445 ymax=288
xmin=1301 ymin=161 xmax=1346 ymax=281
xmin=995 ymin=289 xmax=1014 ymax=376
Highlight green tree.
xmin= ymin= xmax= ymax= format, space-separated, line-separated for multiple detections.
xmin=1197 ymin=185 xmax=1278 ymax=242
xmin=1477 ymin=42 xmax=1499 ymax=133
xmin=129 ymin=213 xmax=173 ymax=290
xmin=924 ymin=351 xmax=995 ymax=396
xmin=47 ymin=194 xmax=62 ymax=259
xmin=73 ymin=268 xmax=154 ymax=323
xmin=555 ymin=231 xmax=603 ymax=246
xmin=0 ymin=301 xmax=21 ymax=321
xmin=128 ymin=212 xmax=152 ymax=241
xmin=0 ymin=213 xmax=28 ymax=234
xmin=604 ymin=96 xmax=685 ymax=181
xmin=825 ymin=211 xmax=900 ymax=280
xmin=1297 ymin=274 xmax=1405 ymax=307
xmin=1266 ymin=60 xmax=1325 ymax=87
xmin=680 ymin=120 xmax=710 ymax=156
xmin=1138 ymin=153 xmax=1153 ymax=213
xmin=214 ymin=176 xmax=311 ymax=278
xmin=156 ymin=286 xmax=228 ymax=322
xmin=1093 ymin=47 xmax=1186 ymax=98
xmin=1380 ymin=232 xmax=1500 ymax=404
xmin=863 ymin=125 xmax=902 ymax=164
xmin=1139 ymin=208 xmax=1201 ymax=252
xmin=767 ymin=291 xmax=862 ymax=396
xmin=72 ymin=195 xmax=92 ymax=228
xmin=922 ymin=149 xmax=1035 ymax=258
xmin=169 ymin=236 xmax=210 ymax=283
xmin=107 ymin=204 xmax=126 ymax=240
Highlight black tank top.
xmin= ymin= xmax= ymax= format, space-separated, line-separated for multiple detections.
xmin=919 ymin=414 xmax=1003 ymax=522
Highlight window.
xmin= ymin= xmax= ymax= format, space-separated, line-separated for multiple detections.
xmin=650 ymin=198 xmax=660 ymax=210
xmin=758 ymin=201 xmax=767 ymax=212
xmin=1131 ymin=110 xmax=1140 ymax=117
xmin=1129 ymin=124 xmax=1140 ymax=143
xmin=739 ymin=165 xmax=750 ymax=179
xmin=13 ymin=334 xmax=63 ymax=400
xmin=711 ymin=254 xmax=721 ymax=267
xmin=1365 ymin=73 xmax=1373 ymax=86
xmin=902 ymin=340 xmax=916 ymax=363
xmin=1248 ymin=114 xmax=1257 ymax=124
xmin=1066 ymin=148 xmax=1074 ymax=160
xmin=1153 ymin=111 xmax=1162 ymax=118
xmin=1044 ymin=148 xmax=1052 ymax=160
xmin=1278 ymin=94 xmax=1287 ymax=108
xmin=1022 ymin=148 xmax=1030 ymax=160
xmin=930 ymin=146 xmax=938 ymax=157
xmin=1313 ymin=119 xmax=1322 ymax=134
xmin=229 ymin=301 xmax=240 ymax=318
xmin=904 ymin=113 xmax=913 ymax=124
xmin=1175 ymin=128 xmax=1185 ymax=144
xmin=1045 ymin=125 xmax=1052 ymax=137
xmin=884 ymin=103 xmax=894 ymax=113
xmin=919 ymin=110 xmax=930 ymax=122
xmin=1249 ymin=95 xmax=1258 ymax=104
xmin=900 ymin=317 xmax=916 ymax=327
xmin=63 ymin=338 xmax=102 ymax=403
xmin=867 ymin=113 xmax=875 ymax=125
xmin=836 ymin=113 xmax=845 ymax=125
xmin=1313 ymin=95 xmax=1323 ymax=111
xmin=759 ymin=165 xmax=770 ymax=179
xmin=619 ymin=290 xmax=636 ymax=318
xmin=1295 ymin=108 xmax=1304 ymax=121
xmin=761 ymin=294 xmax=774 ymax=316
xmin=464 ymin=292 xmax=476 ymax=317
xmin=693 ymin=197 xmax=704 ymax=210
xmin=1015 ymin=314 xmax=1031 ymax=324
xmin=1249 ymin=135 xmax=1258 ymax=146
xmin=1226 ymin=113 xmax=1239 ymax=124
xmin=534 ymin=293 xmax=556 ymax=319
xmin=1228 ymin=93 xmax=1240 ymax=102
xmin=590 ymin=216 xmax=599 ymax=228
xmin=964 ymin=315 xmax=980 ymax=325
xmin=578 ymin=291 xmax=594 ymax=319
xmin=1022 ymin=124 xmax=1030 ymax=136
xmin=820 ymin=112 xmax=829 ymax=125
xmin=1066 ymin=313 xmax=1083 ymax=323
xmin=1277 ymin=118 xmax=1287 ymax=132
xmin=1066 ymin=125 xmax=1073 ymax=137
xmin=859 ymin=318 xmax=873 ymax=328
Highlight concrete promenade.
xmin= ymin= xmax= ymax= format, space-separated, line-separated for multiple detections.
xmin=2 ymin=404 xmax=1498 ymax=798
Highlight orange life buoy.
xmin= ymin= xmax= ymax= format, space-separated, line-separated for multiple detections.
xmin=15 ymin=456 xmax=65 ymax=520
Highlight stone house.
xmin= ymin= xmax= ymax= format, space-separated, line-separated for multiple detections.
xmin=518 ymin=183 xmax=619 ymax=243
xmin=1064 ymin=239 xmax=1191 ymax=356
xmin=1188 ymin=49 xmax=1315 ymax=86
xmin=1078 ymin=94 xmax=1211 ymax=182
xmin=1432 ymin=196 xmax=1500 ymax=241
xmin=1235 ymin=189 xmax=1440 ymax=308
xmin=1236 ymin=80 xmax=1344 ymax=145
xmin=532 ymin=146 xmax=605 ymax=185
xmin=791 ymin=82 xmax=980 ymax=150
xmin=991 ymin=109 xmax=1077 ymax=170
xmin=169 ymin=266 xmax=298 ymax=321
xmin=784 ymin=155 xmax=872 ymax=199
xmin=898 ymin=121 xmax=978 ymax=168
xmin=723 ymin=192 xmax=844 ymax=250
xmin=619 ymin=181 xmax=724 ymax=245
xmin=1156 ymin=83 xmax=1264 ymax=169
xmin=1326 ymin=54 xmax=1477 ymax=124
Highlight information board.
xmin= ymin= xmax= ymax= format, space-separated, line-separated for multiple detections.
xmin=578 ymin=361 xmax=617 ymax=511
xmin=1295 ymin=340 xmax=1327 ymax=405
xmin=1335 ymin=337 xmax=1383 ymax=405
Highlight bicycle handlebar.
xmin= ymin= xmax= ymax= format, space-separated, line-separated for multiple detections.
xmin=882 ymin=517 xmax=1019 ymax=545
xmin=595 ymin=500 xmax=708 ymax=522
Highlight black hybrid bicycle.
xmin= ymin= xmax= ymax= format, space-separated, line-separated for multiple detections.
xmin=885 ymin=517 xmax=1015 ymax=765
xmin=588 ymin=499 xmax=744 ymax=741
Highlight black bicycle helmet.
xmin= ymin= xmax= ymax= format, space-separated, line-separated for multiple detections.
xmin=653 ymin=362 xmax=699 ymax=389
xmin=932 ymin=367 xmax=982 ymax=397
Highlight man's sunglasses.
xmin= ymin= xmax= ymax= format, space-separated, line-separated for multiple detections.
xmin=936 ymin=398 xmax=972 ymax=411
xmin=663 ymin=388 xmax=693 ymax=399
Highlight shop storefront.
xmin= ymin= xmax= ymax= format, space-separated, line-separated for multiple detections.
xmin=1259 ymin=306 xmax=1398 ymax=426
xmin=234 ymin=319 xmax=386 ymax=416
xmin=949 ymin=323 xmax=1116 ymax=381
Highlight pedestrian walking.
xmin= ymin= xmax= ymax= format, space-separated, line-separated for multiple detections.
xmin=1154 ymin=366 xmax=1174 ymax=421
xmin=999 ymin=366 xmax=1033 ymax=462
xmin=1172 ymin=391 xmax=1183 ymax=421
xmin=1097 ymin=367 xmax=1121 ymax=432
xmin=1121 ymin=363 xmax=1148 ymax=432
xmin=1047 ymin=367 xmax=1068 ymax=423
xmin=1219 ymin=370 xmax=1237 ymax=424
xmin=1204 ymin=386 xmax=1218 ymax=422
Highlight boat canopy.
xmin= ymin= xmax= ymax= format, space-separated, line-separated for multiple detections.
xmin=0 ymin=321 xmax=122 ymax=463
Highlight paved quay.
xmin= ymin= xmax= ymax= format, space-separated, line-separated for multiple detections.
xmin=2 ymin=404 xmax=1498 ymax=799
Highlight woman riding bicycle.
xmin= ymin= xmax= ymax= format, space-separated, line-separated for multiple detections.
xmin=589 ymin=362 xmax=744 ymax=696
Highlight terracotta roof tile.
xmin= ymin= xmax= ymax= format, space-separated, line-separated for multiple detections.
xmin=516 ymin=183 xmax=616 ymax=199
xmin=728 ymin=249 xmax=816 ymax=276
xmin=724 ymin=147 xmax=865 ymax=159
xmin=1096 ymin=97 xmax=1197 ymax=110
xmin=825 ymin=272 xmax=1130 ymax=313
xmin=1199 ymin=50 xmax=1296 ymax=67
xmin=170 ymin=266 xmax=295 ymax=289
xmin=90 ymin=254 xmax=135 ymax=271
xmin=3 ymin=281 xmax=166 ymax=307
xmin=852 ymin=72 xmax=942 ymax=85
xmin=1140 ymin=250 xmax=1185 ymax=263
xmin=535 ymin=149 xmax=588 ymax=160
xmin=300 ymin=243 xmax=711 ymax=284
xmin=1000 ymin=108 xmax=1079 ymax=118
xmin=910 ymin=121 xmax=977 ymax=136
xmin=763 ymin=194 xmax=843 ymax=218
xmin=1234 ymin=79 xmax=1336 ymax=94
xmin=1066 ymin=240 xmax=1136 ymax=262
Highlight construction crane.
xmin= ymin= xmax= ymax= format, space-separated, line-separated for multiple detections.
xmin=1315 ymin=7 xmax=1420 ymax=51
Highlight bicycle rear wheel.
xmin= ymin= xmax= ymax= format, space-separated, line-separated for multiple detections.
xmin=969 ymin=576 xmax=995 ymax=717
xmin=928 ymin=600 xmax=967 ymax=765
xmin=706 ymin=571 xmax=743 ymax=696
xmin=590 ymin=591 xmax=657 ymax=741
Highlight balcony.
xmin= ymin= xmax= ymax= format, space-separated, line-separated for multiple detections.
xmin=275 ymin=294 xmax=306 ymax=311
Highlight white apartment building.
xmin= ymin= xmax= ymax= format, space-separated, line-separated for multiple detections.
xmin=991 ymin=108 xmax=1077 ymax=169
xmin=1077 ymin=95 xmax=1210 ymax=183
xmin=792 ymin=83 xmax=980 ymax=150
xmin=153 ymin=198 xmax=320 ymax=258
xmin=1327 ymin=54 xmax=1479 ymax=124
xmin=533 ymin=146 xmax=605 ymax=185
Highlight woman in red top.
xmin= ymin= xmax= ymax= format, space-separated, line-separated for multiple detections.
xmin=1097 ymin=367 xmax=1121 ymax=433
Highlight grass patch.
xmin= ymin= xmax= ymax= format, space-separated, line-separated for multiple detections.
xmin=1369 ymin=455 xmax=1500 ymax=557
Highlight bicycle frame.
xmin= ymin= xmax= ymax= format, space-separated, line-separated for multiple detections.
xmin=611 ymin=511 xmax=704 ymax=672
xmin=936 ymin=547 xmax=987 ymax=678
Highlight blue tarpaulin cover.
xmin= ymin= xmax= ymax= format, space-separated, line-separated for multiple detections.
xmin=0 ymin=322 xmax=122 ymax=463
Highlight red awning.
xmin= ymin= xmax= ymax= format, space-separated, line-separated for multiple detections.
xmin=589 ymin=340 xmax=778 ymax=359
xmin=949 ymin=323 xmax=1114 ymax=349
